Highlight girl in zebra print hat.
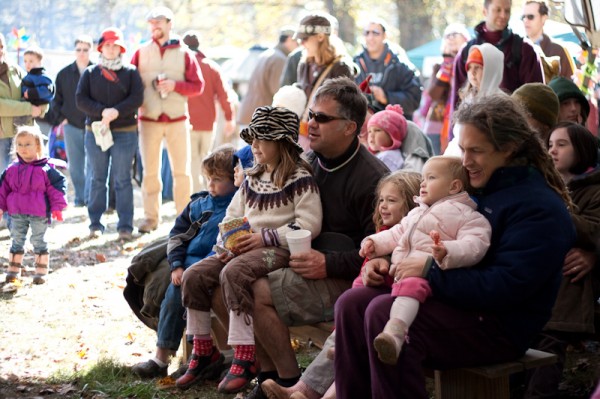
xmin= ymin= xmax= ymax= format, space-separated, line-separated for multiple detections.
xmin=176 ymin=105 xmax=323 ymax=394
xmin=240 ymin=106 xmax=304 ymax=154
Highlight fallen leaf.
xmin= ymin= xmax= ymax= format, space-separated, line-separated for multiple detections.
xmin=156 ymin=376 xmax=176 ymax=389
xmin=95 ymin=253 xmax=107 ymax=262
xmin=58 ymin=384 xmax=78 ymax=395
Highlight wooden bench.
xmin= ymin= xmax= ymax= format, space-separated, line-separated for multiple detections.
xmin=289 ymin=322 xmax=557 ymax=399
xmin=432 ymin=348 xmax=556 ymax=399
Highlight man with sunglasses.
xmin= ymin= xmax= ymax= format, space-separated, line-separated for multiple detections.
xmin=522 ymin=1 xmax=574 ymax=78
xmin=451 ymin=0 xmax=544 ymax=114
xmin=48 ymin=35 xmax=94 ymax=208
xmin=353 ymin=18 xmax=422 ymax=119
xmin=221 ymin=77 xmax=388 ymax=398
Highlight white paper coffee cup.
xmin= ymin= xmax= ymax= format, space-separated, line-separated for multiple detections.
xmin=286 ymin=229 xmax=312 ymax=255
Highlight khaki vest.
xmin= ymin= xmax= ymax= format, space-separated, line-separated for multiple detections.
xmin=137 ymin=42 xmax=188 ymax=120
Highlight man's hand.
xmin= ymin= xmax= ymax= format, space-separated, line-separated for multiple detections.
xmin=158 ymin=78 xmax=176 ymax=94
xmin=171 ymin=267 xmax=184 ymax=286
xmin=362 ymin=258 xmax=390 ymax=287
xmin=564 ymin=248 xmax=595 ymax=283
xmin=289 ymin=249 xmax=326 ymax=279
xmin=370 ymin=85 xmax=388 ymax=105
xmin=359 ymin=238 xmax=375 ymax=258
xmin=233 ymin=233 xmax=264 ymax=254
xmin=393 ymin=255 xmax=429 ymax=281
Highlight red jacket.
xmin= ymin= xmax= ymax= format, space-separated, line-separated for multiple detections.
xmin=188 ymin=51 xmax=234 ymax=131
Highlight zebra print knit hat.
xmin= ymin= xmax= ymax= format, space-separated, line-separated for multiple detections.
xmin=240 ymin=106 xmax=303 ymax=153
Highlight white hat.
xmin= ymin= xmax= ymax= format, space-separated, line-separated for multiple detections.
xmin=272 ymin=85 xmax=307 ymax=118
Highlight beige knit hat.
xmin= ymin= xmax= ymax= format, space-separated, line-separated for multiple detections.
xmin=512 ymin=83 xmax=559 ymax=128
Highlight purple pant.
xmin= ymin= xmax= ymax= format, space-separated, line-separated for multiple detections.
xmin=334 ymin=286 xmax=522 ymax=399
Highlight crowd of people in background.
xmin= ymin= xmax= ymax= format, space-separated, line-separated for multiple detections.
xmin=1 ymin=0 xmax=600 ymax=398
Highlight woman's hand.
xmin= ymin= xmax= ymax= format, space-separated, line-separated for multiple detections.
xmin=563 ymin=248 xmax=595 ymax=283
xmin=31 ymin=105 xmax=42 ymax=118
xmin=233 ymin=232 xmax=264 ymax=254
xmin=393 ymin=255 xmax=430 ymax=281
xmin=362 ymin=258 xmax=390 ymax=287
xmin=290 ymin=249 xmax=326 ymax=279
xmin=171 ymin=267 xmax=184 ymax=286
xmin=102 ymin=107 xmax=119 ymax=122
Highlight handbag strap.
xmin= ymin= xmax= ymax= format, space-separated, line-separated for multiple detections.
xmin=98 ymin=65 xmax=127 ymax=94
xmin=301 ymin=56 xmax=342 ymax=122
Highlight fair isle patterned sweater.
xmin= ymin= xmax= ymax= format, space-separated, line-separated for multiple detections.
xmin=224 ymin=165 xmax=322 ymax=250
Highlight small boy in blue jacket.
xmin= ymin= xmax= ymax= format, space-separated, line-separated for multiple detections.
xmin=132 ymin=144 xmax=254 ymax=379
xmin=14 ymin=47 xmax=54 ymax=126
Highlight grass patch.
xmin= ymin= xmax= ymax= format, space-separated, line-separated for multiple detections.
xmin=45 ymin=358 xmax=242 ymax=399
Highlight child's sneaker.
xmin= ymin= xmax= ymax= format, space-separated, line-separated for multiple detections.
xmin=373 ymin=318 xmax=408 ymax=365
xmin=217 ymin=357 xmax=260 ymax=394
xmin=176 ymin=347 xmax=224 ymax=390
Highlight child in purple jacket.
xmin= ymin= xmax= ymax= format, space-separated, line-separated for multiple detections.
xmin=0 ymin=125 xmax=67 ymax=284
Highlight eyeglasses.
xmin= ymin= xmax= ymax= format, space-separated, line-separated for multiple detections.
xmin=444 ymin=32 xmax=462 ymax=39
xmin=521 ymin=14 xmax=535 ymax=21
xmin=308 ymin=110 xmax=347 ymax=124
xmin=364 ymin=30 xmax=382 ymax=37
xmin=75 ymin=48 xmax=90 ymax=52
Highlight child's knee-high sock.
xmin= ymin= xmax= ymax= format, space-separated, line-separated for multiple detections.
xmin=228 ymin=310 xmax=255 ymax=375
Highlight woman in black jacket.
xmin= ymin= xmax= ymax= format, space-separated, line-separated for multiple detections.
xmin=76 ymin=27 xmax=143 ymax=240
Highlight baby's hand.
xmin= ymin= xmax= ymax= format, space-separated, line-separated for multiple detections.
xmin=429 ymin=230 xmax=441 ymax=246
xmin=359 ymin=239 xmax=375 ymax=258
xmin=430 ymin=230 xmax=447 ymax=263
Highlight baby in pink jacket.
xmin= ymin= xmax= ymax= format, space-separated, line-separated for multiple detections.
xmin=360 ymin=156 xmax=491 ymax=364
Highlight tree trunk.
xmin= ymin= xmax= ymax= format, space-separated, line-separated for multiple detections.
xmin=395 ymin=0 xmax=433 ymax=49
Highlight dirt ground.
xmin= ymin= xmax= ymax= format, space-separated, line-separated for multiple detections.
xmin=0 ymin=189 xmax=182 ymax=396
xmin=1 ymin=187 xmax=599 ymax=399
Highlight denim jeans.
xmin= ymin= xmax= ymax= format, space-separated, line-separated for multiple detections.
xmin=157 ymin=281 xmax=186 ymax=350
xmin=9 ymin=214 xmax=48 ymax=254
xmin=0 ymin=137 xmax=13 ymax=173
xmin=85 ymin=129 xmax=138 ymax=233
xmin=64 ymin=123 xmax=91 ymax=206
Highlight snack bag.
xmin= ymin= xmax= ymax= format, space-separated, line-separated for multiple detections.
xmin=219 ymin=217 xmax=252 ymax=252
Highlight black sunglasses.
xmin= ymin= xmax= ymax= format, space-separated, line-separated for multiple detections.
xmin=521 ymin=14 xmax=535 ymax=21
xmin=308 ymin=110 xmax=347 ymax=124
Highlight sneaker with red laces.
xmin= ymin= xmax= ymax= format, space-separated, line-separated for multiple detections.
xmin=217 ymin=358 xmax=260 ymax=394
xmin=175 ymin=347 xmax=224 ymax=390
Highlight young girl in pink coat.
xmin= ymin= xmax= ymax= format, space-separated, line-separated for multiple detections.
xmin=360 ymin=155 xmax=492 ymax=364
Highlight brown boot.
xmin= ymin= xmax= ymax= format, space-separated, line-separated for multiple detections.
xmin=5 ymin=253 xmax=23 ymax=283
xmin=33 ymin=253 xmax=49 ymax=285
xmin=373 ymin=318 xmax=408 ymax=365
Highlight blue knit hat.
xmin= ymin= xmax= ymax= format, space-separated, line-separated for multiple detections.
xmin=234 ymin=145 xmax=254 ymax=169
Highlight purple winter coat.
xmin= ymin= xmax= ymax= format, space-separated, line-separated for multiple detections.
xmin=0 ymin=156 xmax=67 ymax=221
